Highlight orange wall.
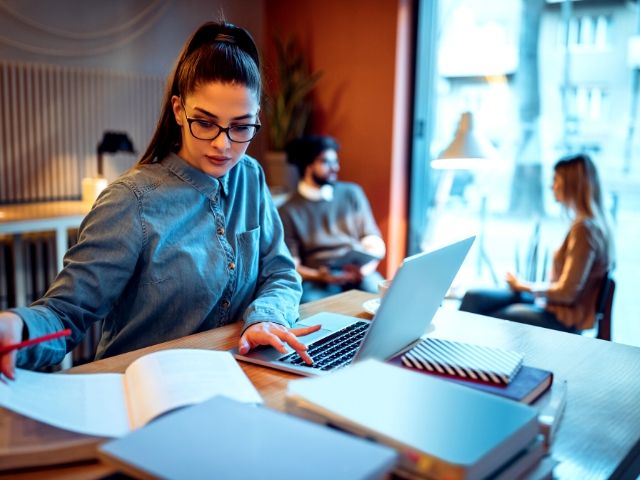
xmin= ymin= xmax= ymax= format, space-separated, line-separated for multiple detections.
xmin=263 ymin=0 xmax=413 ymax=276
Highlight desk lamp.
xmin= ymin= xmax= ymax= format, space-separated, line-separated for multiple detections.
xmin=431 ymin=111 xmax=499 ymax=284
xmin=432 ymin=111 xmax=498 ymax=169
xmin=82 ymin=132 xmax=136 ymax=203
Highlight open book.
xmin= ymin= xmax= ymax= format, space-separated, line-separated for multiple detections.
xmin=0 ymin=349 xmax=262 ymax=439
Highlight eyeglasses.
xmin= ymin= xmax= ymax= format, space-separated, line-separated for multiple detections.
xmin=180 ymin=99 xmax=260 ymax=143
xmin=317 ymin=158 xmax=340 ymax=168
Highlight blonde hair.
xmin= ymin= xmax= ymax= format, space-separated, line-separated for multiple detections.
xmin=555 ymin=154 xmax=601 ymax=216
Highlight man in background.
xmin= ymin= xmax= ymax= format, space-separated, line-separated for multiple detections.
xmin=279 ymin=135 xmax=385 ymax=302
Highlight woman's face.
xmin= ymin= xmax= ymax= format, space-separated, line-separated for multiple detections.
xmin=172 ymin=82 xmax=259 ymax=178
xmin=552 ymin=171 xmax=565 ymax=205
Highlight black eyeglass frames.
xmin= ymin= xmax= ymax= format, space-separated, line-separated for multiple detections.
xmin=180 ymin=99 xmax=260 ymax=143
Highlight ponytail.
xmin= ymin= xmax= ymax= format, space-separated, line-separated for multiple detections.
xmin=138 ymin=22 xmax=261 ymax=165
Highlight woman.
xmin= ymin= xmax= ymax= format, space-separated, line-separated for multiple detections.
xmin=460 ymin=154 xmax=613 ymax=332
xmin=0 ymin=21 xmax=318 ymax=379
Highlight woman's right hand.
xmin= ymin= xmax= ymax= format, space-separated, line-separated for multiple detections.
xmin=505 ymin=272 xmax=530 ymax=293
xmin=0 ymin=312 xmax=24 ymax=380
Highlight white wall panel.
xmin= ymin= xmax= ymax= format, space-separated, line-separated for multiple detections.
xmin=0 ymin=62 xmax=163 ymax=203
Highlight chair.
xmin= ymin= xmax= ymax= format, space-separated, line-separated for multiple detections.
xmin=593 ymin=273 xmax=615 ymax=341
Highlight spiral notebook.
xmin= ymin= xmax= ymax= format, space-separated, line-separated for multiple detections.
xmin=397 ymin=338 xmax=524 ymax=385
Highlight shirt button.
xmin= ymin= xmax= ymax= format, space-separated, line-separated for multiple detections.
xmin=229 ymin=262 xmax=235 ymax=270
xmin=217 ymin=227 xmax=224 ymax=235
xmin=222 ymin=299 xmax=230 ymax=308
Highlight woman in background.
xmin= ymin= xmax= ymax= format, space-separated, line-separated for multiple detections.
xmin=460 ymin=153 xmax=613 ymax=333
xmin=0 ymin=21 xmax=319 ymax=379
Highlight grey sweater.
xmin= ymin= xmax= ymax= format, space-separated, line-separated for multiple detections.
xmin=278 ymin=182 xmax=381 ymax=269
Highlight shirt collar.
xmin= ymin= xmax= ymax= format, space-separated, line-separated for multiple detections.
xmin=298 ymin=180 xmax=334 ymax=202
xmin=163 ymin=153 xmax=230 ymax=200
xmin=218 ymin=172 xmax=230 ymax=197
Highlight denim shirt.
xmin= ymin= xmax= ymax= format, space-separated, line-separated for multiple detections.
xmin=14 ymin=153 xmax=302 ymax=369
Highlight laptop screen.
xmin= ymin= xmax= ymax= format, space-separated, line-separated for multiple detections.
xmin=354 ymin=236 xmax=474 ymax=362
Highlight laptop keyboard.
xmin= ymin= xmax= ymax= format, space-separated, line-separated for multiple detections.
xmin=278 ymin=320 xmax=370 ymax=371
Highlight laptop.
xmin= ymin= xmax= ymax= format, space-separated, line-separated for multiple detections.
xmin=232 ymin=236 xmax=474 ymax=376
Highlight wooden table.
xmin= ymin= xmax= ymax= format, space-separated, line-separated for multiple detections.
xmin=1 ymin=290 xmax=640 ymax=479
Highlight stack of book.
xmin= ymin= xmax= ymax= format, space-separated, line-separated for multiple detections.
xmin=98 ymin=396 xmax=399 ymax=480
xmin=286 ymin=360 xmax=551 ymax=479
xmin=389 ymin=338 xmax=553 ymax=405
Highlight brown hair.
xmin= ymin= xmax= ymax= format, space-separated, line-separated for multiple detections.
xmin=554 ymin=153 xmax=602 ymax=218
xmin=554 ymin=153 xmax=613 ymax=259
xmin=138 ymin=22 xmax=261 ymax=165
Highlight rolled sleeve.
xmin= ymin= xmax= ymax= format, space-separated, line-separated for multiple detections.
xmin=241 ymin=305 xmax=289 ymax=334
xmin=13 ymin=306 xmax=67 ymax=367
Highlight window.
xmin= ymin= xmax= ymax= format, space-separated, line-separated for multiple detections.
xmin=561 ymin=14 xmax=611 ymax=50
xmin=566 ymin=85 xmax=608 ymax=121
xmin=413 ymin=0 xmax=639 ymax=346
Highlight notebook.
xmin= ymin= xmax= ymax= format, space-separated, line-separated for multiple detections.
xmin=327 ymin=248 xmax=382 ymax=269
xmin=389 ymin=352 xmax=553 ymax=405
xmin=448 ymin=366 xmax=553 ymax=405
xmin=231 ymin=236 xmax=475 ymax=376
xmin=99 ymin=395 xmax=398 ymax=480
xmin=286 ymin=360 xmax=540 ymax=480
xmin=396 ymin=338 xmax=524 ymax=385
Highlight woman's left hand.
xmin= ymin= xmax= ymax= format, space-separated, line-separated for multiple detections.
xmin=238 ymin=322 xmax=321 ymax=365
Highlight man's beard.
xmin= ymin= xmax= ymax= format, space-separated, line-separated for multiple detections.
xmin=312 ymin=172 xmax=335 ymax=187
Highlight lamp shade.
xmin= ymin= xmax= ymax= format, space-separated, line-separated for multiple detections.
xmin=97 ymin=131 xmax=136 ymax=176
xmin=431 ymin=111 xmax=499 ymax=170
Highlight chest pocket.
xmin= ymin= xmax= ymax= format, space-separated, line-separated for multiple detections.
xmin=235 ymin=226 xmax=261 ymax=282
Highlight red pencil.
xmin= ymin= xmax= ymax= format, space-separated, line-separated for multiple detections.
xmin=0 ymin=329 xmax=72 ymax=355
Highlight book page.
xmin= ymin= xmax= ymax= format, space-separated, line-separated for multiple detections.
xmin=0 ymin=369 xmax=129 ymax=437
xmin=123 ymin=349 xmax=262 ymax=430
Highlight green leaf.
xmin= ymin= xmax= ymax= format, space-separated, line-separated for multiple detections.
xmin=265 ymin=34 xmax=323 ymax=150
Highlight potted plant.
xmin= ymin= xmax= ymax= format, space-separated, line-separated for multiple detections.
xmin=263 ymin=35 xmax=322 ymax=192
